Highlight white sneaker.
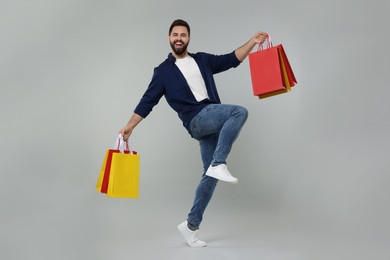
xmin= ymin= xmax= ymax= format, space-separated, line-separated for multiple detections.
xmin=205 ymin=164 xmax=238 ymax=183
xmin=177 ymin=221 xmax=207 ymax=247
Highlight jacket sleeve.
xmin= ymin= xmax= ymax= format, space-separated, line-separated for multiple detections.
xmin=207 ymin=51 xmax=241 ymax=74
xmin=134 ymin=68 xmax=165 ymax=118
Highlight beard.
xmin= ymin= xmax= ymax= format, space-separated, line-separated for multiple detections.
xmin=170 ymin=40 xmax=189 ymax=56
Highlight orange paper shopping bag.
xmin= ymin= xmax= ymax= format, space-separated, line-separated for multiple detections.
xmin=249 ymin=36 xmax=297 ymax=99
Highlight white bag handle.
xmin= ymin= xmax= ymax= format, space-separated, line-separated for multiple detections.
xmin=257 ymin=35 xmax=273 ymax=51
xmin=114 ymin=134 xmax=131 ymax=154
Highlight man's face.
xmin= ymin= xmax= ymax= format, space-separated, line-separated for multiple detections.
xmin=169 ymin=25 xmax=190 ymax=58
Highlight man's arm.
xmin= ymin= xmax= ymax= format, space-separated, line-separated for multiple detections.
xmin=119 ymin=67 xmax=165 ymax=142
xmin=235 ymin=32 xmax=268 ymax=62
xmin=119 ymin=113 xmax=144 ymax=142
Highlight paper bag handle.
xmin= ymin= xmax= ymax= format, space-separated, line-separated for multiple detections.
xmin=257 ymin=35 xmax=273 ymax=51
xmin=115 ymin=135 xmax=137 ymax=154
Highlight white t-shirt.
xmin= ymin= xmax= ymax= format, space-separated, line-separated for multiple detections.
xmin=175 ymin=56 xmax=209 ymax=102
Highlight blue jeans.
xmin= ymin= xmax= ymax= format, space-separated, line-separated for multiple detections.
xmin=186 ymin=104 xmax=248 ymax=229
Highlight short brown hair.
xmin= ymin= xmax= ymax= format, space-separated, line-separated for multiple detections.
xmin=169 ymin=19 xmax=190 ymax=36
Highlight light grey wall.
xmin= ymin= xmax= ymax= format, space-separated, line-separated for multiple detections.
xmin=1 ymin=0 xmax=389 ymax=259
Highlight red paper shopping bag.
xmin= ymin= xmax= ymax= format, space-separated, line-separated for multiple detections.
xmin=249 ymin=36 xmax=297 ymax=99
xmin=96 ymin=149 xmax=120 ymax=194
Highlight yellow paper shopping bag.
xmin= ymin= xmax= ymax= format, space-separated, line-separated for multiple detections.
xmin=96 ymin=135 xmax=140 ymax=198
xmin=107 ymin=151 xmax=140 ymax=198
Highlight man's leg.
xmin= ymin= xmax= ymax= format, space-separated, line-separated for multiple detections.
xmin=205 ymin=104 xmax=248 ymax=183
xmin=186 ymin=104 xmax=248 ymax=227
xmin=179 ymin=104 xmax=248 ymax=246
xmin=187 ymin=134 xmax=219 ymax=229
xmin=178 ymin=134 xmax=218 ymax=247
xmin=189 ymin=104 xmax=248 ymax=165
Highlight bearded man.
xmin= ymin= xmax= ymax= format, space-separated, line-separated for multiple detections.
xmin=119 ymin=19 xmax=267 ymax=247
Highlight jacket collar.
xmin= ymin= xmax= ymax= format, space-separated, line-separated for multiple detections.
xmin=167 ymin=52 xmax=197 ymax=63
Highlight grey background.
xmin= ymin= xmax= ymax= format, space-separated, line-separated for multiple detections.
xmin=1 ymin=0 xmax=389 ymax=259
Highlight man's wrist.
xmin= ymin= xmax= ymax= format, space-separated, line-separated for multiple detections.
xmin=127 ymin=124 xmax=135 ymax=131
xmin=250 ymin=37 xmax=259 ymax=46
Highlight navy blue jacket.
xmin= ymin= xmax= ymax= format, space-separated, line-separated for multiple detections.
xmin=134 ymin=51 xmax=241 ymax=133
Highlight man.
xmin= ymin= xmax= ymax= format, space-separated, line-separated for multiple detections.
xmin=119 ymin=19 xmax=267 ymax=247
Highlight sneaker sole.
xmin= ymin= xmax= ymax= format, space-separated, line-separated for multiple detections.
xmin=205 ymin=172 xmax=238 ymax=184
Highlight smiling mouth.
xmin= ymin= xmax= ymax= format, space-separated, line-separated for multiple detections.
xmin=174 ymin=41 xmax=184 ymax=48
